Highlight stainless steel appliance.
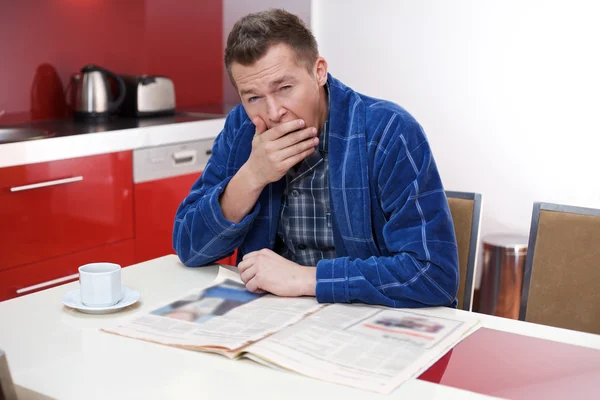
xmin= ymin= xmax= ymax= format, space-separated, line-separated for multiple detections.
xmin=120 ymin=75 xmax=176 ymax=117
xmin=67 ymin=65 xmax=126 ymax=121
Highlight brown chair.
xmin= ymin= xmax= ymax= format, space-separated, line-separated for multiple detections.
xmin=519 ymin=202 xmax=600 ymax=334
xmin=446 ymin=191 xmax=483 ymax=311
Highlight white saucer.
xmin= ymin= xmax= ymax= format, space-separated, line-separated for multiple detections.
xmin=62 ymin=287 xmax=141 ymax=314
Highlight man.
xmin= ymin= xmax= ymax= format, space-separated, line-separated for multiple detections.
xmin=173 ymin=9 xmax=459 ymax=308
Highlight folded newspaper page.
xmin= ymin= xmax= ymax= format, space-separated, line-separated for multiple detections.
xmin=102 ymin=267 xmax=480 ymax=394
xmin=102 ymin=268 xmax=325 ymax=358
xmin=244 ymin=303 xmax=480 ymax=394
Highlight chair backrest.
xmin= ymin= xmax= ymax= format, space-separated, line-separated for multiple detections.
xmin=520 ymin=202 xmax=600 ymax=334
xmin=445 ymin=191 xmax=483 ymax=311
xmin=0 ymin=349 xmax=18 ymax=400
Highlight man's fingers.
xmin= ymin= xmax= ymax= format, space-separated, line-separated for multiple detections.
xmin=264 ymin=119 xmax=306 ymax=141
xmin=245 ymin=277 xmax=262 ymax=293
xmin=281 ymin=147 xmax=316 ymax=170
xmin=237 ymin=257 xmax=255 ymax=274
xmin=252 ymin=117 xmax=267 ymax=135
xmin=277 ymin=137 xmax=319 ymax=161
xmin=240 ymin=265 xmax=257 ymax=284
xmin=275 ymin=127 xmax=318 ymax=151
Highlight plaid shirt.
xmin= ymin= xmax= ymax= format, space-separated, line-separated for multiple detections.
xmin=276 ymin=87 xmax=336 ymax=266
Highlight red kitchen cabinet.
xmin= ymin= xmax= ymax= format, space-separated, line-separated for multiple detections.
xmin=0 ymin=151 xmax=134 ymax=272
xmin=0 ymin=239 xmax=135 ymax=302
xmin=133 ymin=140 xmax=234 ymax=266
xmin=134 ymin=172 xmax=198 ymax=262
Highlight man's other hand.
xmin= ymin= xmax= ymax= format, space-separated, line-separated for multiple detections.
xmin=237 ymin=249 xmax=317 ymax=297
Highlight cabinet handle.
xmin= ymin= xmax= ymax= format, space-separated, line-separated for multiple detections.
xmin=16 ymin=273 xmax=79 ymax=295
xmin=9 ymin=176 xmax=83 ymax=192
xmin=172 ymin=150 xmax=197 ymax=166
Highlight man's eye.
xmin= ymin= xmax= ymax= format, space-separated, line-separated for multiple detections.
xmin=248 ymin=96 xmax=259 ymax=103
xmin=280 ymin=85 xmax=292 ymax=91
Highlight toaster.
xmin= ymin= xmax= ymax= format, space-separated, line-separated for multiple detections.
xmin=119 ymin=75 xmax=176 ymax=117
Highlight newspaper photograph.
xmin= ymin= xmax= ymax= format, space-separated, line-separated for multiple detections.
xmin=102 ymin=278 xmax=324 ymax=357
xmin=150 ymin=280 xmax=263 ymax=324
xmin=347 ymin=309 xmax=464 ymax=349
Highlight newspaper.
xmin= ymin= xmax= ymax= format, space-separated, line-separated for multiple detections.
xmin=243 ymin=304 xmax=477 ymax=394
xmin=102 ymin=268 xmax=480 ymax=395
xmin=102 ymin=267 xmax=324 ymax=358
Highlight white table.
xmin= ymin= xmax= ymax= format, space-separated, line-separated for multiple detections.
xmin=1 ymin=255 xmax=599 ymax=400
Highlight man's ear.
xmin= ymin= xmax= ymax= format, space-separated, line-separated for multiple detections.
xmin=314 ymin=57 xmax=328 ymax=87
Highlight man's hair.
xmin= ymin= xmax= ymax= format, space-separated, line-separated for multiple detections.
xmin=224 ymin=9 xmax=318 ymax=86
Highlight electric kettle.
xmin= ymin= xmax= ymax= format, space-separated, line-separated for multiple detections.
xmin=67 ymin=64 xmax=126 ymax=120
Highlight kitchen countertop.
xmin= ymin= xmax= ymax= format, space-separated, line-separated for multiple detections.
xmin=0 ymin=111 xmax=228 ymax=169
xmin=2 ymin=113 xmax=219 ymax=139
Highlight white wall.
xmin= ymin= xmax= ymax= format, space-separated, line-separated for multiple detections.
xmin=312 ymin=0 xmax=600 ymax=239
xmin=223 ymin=0 xmax=312 ymax=104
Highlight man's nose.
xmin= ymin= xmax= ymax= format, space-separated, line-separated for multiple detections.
xmin=266 ymin=97 xmax=286 ymax=124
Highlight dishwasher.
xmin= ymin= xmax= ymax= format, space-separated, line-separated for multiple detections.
xmin=133 ymin=139 xmax=234 ymax=265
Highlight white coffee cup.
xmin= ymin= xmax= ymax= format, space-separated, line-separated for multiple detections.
xmin=79 ymin=263 xmax=122 ymax=307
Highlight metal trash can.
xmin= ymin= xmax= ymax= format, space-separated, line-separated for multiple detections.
xmin=478 ymin=234 xmax=528 ymax=319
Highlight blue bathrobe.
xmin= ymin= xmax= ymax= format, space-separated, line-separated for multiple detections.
xmin=173 ymin=74 xmax=459 ymax=308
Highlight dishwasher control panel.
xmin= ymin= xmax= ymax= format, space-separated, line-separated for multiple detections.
xmin=133 ymin=139 xmax=215 ymax=183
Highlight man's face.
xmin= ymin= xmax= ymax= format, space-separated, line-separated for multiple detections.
xmin=231 ymin=43 xmax=326 ymax=131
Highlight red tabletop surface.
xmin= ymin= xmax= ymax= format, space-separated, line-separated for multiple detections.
xmin=419 ymin=327 xmax=600 ymax=399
